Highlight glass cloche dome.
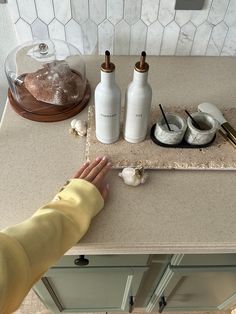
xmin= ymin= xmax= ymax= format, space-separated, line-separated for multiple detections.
xmin=5 ymin=39 xmax=90 ymax=122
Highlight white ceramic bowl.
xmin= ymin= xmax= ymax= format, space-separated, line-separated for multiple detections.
xmin=154 ymin=114 xmax=187 ymax=145
xmin=184 ymin=112 xmax=219 ymax=145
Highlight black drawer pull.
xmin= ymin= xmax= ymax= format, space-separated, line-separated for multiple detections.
xmin=129 ymin=296 xmax=134 ymax=313
xmin=159 ymin=296 xmax=167 ymax=313
xmin=74 ymin=255 xmax=89 ymax=266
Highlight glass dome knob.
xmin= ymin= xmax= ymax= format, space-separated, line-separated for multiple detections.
xmin=39 ymin=43 xmax=49 ymax=55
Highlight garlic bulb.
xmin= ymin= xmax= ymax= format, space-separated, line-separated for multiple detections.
xmin=70 ymin=119 xmax=87 ymax=136
xmin=119 ymin=167 xmax=148 ymax=186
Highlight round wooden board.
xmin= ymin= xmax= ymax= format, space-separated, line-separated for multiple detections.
xmin=8 ymin=82 xmax=91 ymax=122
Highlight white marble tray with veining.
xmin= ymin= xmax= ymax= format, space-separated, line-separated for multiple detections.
xmin=86 ymin=105 xmax=236 ymax=170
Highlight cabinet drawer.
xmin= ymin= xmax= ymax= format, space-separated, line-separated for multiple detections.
xmin=176 ymin=254 xmax=236 ymax=267
xmin=54 ymin=254 xmax=150 ymax=268
xmin=146 ymin=254 xmax=236 ymax=312
xmin=35 ymin=265 xmax=148 ymax=313
xmin=151 ymin=266 xmax=236 ymax=312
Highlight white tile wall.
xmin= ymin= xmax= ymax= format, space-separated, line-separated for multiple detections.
xmin=176 ymin=21 xmax=195 ymax=55
xmin=82 ymin=19 xmax=98 ymax=54
xmin=98 ymin=20 xmax=114 ymax=54
xmin=53 ymin=0 xmax=71 ymax=24
xmin=7 ymin=0 xmax=236 ymax=56
xmin=31 ymin=18 xmax=49 ymax=40
xmin=48 ymin=19 xmax=66 ymax=41
xmin=114 ymin=20 xmax=130 ymax=55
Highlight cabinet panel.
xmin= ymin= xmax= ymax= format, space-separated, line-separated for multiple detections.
xmin=146 ymin=254 xmax=236 ymax=312
xmin=136 ymin=255 xmax=172 ymax=307
xmin=34 ymin=266 xmax=147 ymax=313
xmin=163 ymin=268 xmax=236 ymax=311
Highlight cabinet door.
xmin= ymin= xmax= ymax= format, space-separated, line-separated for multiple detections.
xmin=146 ymin=265 xmax=236 ymax=312
xmin=34 ymin=266 xmax=147 ymax=313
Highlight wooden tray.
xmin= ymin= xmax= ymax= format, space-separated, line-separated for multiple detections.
xmin=86 ymin=105 xmax=236 ymax=170
xmin=8 ymin=81 xmax=91 ymax=122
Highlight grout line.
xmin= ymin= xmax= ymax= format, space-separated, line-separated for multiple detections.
xmin=144 ymin=21 xmax=147 ymax=52
xmin=140 ymin=0 xmax=143 ymax=19
xmin=220 ymin=22 xmax=229 ymax=56
xmin=157 ymin=0 xmax=160 ymax=21
xmin=88 ymin=0 xmax=90 ymax=19
xmin=122 ymin=0 xmax=124 ymax=19
xmin=64 ymin=19 xmax=71 ymax=43
xmin=223 ymin=0 xmax=231 ymax=21
xmin=15 ymin=0 xmax=20 ymax=23
xmin=51 ymin=0 xmax=55 ymax=18
xmin=46 ymin=22 xmax=50 ymax=40
xmin=174 ymin=22 xmax=181 ymax=56
xmin=190 ymin=22 xmax=198 ymax=55
xmin=188 ymin=21 xmax=196 ymax=56
xmin=29 ymin=20 xmax=34 ymax=40
xmin=128 ymin=23 xmax=131 ymax=55
xmin=205 ymin=21 xmax=214 ymax=55
xmin=97 ymin=15 xmax=99 ymax=54
xmin=159 ymin=23 xmax=165 ymax=55
xmin=158 ymin=26 xmax=164 ymax=55
xmin=33 ymin=0 xmax=38 ymax=19
xmin=206 ymin=0 xmax=214 ymax=21
xmin=69 ymin=0 xmax=72 ymax=21
xmin=106 ymin=0 xmax=109 ymax=23
xmin=211 ymin=36 xmax=220 ymax=56
xmin=105 ymin=0 xmax=107 ymax=19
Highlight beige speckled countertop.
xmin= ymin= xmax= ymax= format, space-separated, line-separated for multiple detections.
xmin=1 ymin=56 xmax=236 ymax=255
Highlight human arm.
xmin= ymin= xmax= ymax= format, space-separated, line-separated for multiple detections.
xmin=0 ymin=157 xmax=110 ymax=313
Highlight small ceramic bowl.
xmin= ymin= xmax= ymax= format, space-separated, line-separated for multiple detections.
xmin=154 ymin=114 xmax=187 ymax=145
xmin=184 ymin=112 xmax=219 ymax=145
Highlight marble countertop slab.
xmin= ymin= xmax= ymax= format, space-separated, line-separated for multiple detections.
xmin=1 ymin=56 xmax=236 ymax=255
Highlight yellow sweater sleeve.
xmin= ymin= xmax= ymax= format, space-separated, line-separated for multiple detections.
xmin=0 ymin=179 xmax=104 ymax=314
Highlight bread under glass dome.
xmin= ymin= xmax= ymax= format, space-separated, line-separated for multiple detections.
xmin=5 ymin=39 xmax=90 ymax=122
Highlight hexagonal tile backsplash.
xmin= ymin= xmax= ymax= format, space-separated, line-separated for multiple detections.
xmin=7 ymin=0 xmax=236 ymax=56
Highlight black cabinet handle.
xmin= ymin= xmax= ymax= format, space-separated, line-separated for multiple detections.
xmin=129 ymin=296 xmax=134 ymax=313
xmin=158 ymin=296 xmax=167 ymax=313
xmin=74 ymin=255 xmax=89 ymax=266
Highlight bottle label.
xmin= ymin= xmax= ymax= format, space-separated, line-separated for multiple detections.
xmin=101 ymin=113 xmax=117 ymax=118
xmin=96 ymin=110 xmax=120 ymax=143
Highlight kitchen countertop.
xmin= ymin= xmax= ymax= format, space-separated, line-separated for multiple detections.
xmin=0 ymin=56 xmax=236 ymax=255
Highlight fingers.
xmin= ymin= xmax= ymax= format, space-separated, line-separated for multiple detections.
xmin=73 ymin=161 xmax=90 ymax=178
xmin=72 ymin=156 xmax=112 ymax=201
xmin=84 ymin=156 xmax=110 ymax=182
xmin=78 ymin=156 xmax=103 ymax=180
xmin=92 ymin=161 xmax=111 ymax=188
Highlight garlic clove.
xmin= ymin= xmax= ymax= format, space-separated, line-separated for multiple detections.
xmin=75 ymin=120 xmax=87 ymax=136
xmin=71 ymin=119 xmax=77 ymax=129
xmin=119 ymin=167 xmax=147 ymax=186
xmin=70 ymin=119 xmax=87 ymax=137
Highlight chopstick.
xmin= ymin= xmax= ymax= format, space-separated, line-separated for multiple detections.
xmin=185 ymin=110 xmax=202 ymax=130
xmin=159 ymin=104 xmax=172 ymax=131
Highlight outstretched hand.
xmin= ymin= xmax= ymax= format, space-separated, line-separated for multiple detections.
xmin=73 ymin=156 xmax=111 ymax=201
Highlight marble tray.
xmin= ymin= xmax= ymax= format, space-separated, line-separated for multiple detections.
xmin=85 ymin=105 xmax=236 ymax=170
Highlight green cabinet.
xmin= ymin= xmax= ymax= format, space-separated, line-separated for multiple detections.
xmin=146 ymin=254 xmax=236 ymax=312
xmin=34 ymin=253 xmax=236 ymax=313
xmin=34 ymin=255 xmax=149 ymax=313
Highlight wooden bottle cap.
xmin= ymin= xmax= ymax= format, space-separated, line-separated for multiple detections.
xmin=135 ymin=51 xmax=149 ymax=72
xmin=101 ymin=50 xmax=115 ymax=73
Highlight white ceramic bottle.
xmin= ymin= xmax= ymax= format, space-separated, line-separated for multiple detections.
xmin=123 ymin=52 xmax=152 ymax=143
xmin=95 ymin=51 xmax=121 ymax=144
